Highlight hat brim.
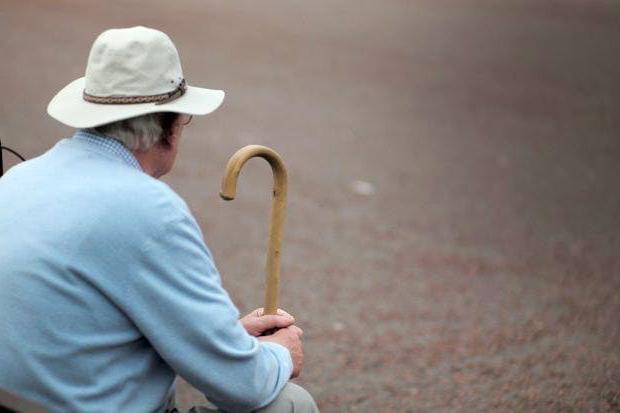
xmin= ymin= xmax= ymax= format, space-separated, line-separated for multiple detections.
xmin=47 ymin=77 xmax=225 ymax=128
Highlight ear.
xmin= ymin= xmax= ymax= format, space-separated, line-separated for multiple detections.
xmin=162 ymin=116 xmax=183 ymax=148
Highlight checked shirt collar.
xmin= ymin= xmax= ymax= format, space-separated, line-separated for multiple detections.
xmin=73 ymin=130 xmax=142 ymax=171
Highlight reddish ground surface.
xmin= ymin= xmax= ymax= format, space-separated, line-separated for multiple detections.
xmin=1 ymin=1 xmax=619 ymax=411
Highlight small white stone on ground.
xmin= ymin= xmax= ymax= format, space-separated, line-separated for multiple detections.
xmin=350 ymin=180 xmax=376 ymax=196
xmin=332 ymin=321 xmax=345 ymax=331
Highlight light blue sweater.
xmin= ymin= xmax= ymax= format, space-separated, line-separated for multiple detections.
xmin=0 ymin=132 xmax=292 ymax=412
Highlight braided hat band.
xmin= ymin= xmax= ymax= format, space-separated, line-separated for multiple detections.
xmin=83 ymin=79 xmax=187 ymax=105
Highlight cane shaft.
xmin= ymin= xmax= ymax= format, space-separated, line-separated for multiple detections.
xmin=220 ymin=145 xmax=288 ymax=315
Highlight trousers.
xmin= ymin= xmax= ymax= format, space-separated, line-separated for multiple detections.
xmin=166 ymin=382 xmax=319 ymax=413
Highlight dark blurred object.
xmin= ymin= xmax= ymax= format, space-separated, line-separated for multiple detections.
xmin=0 ymin=137 xmax=26 ymax=177
xmin=0 ymin=387 xmax=49 ymax=413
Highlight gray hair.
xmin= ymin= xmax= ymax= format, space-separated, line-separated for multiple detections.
xmin=86 ymin=112 xmax=178 ymax=151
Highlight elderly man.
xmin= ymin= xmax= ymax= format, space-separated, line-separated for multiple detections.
xmin=0 ymin=27 xmax=318 ymax=413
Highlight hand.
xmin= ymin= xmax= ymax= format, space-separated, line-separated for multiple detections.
xmin=259 ymin=325 xmax=304 ymax=378
xmin=240 ymin=308 xmax=295 ymax=337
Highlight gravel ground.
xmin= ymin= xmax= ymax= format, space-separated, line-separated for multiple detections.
xmin=1 ymin=1 xmax=619 ymax=411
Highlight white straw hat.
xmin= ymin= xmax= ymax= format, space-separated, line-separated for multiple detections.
xmin=47 ymin=26 xmax=225 ymax=128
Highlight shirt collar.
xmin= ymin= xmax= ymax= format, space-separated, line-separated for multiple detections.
xmin=72 ymin=130 xmax=143 ymax=171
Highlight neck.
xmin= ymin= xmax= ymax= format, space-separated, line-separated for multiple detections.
xmin=133 ymin=148 xmax=165 ymax=178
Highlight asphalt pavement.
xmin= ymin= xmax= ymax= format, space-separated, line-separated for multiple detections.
xmin=1 ymin=1 xmax=619 ymax=411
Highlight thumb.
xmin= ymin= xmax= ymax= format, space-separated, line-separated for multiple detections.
xmin=258 ymin=314 xmax=295 ymax=331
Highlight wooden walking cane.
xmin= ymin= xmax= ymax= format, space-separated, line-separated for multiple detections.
xmin=220 ymin=145 xmax=288 ymax=316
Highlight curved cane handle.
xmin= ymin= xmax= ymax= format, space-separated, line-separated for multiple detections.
xmin=220 ymin=145 xmax=288 ymax=315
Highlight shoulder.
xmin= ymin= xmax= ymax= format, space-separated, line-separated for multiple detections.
xmin=81 ymin=173 xmax=209 ymax=265
xmin=104 ymin=172 xmax=194 ymax=230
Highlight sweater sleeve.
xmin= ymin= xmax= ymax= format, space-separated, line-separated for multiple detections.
xmin=105 ymin=191 xmax=293 ymax=412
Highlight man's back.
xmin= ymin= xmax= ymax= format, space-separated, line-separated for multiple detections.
xmin=0 ymin=134 xmax=293 ymax=412
xmin=0 ymin=135 xmax=183 ymax=411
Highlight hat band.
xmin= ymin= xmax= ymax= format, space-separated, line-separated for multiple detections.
xmin=83 ymin=79 xmax=187 ymax=105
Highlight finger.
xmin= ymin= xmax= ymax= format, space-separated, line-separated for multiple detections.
xmin=276 ymin=308 xmax=294 ymax=320
xmin=289 ymin=325 xmax=304 ymax=337
xmin=268 ymin=310 xmax=294 ymax=324
xmin=259 ymin=308 xmax=294 ymax=320
xmin=259 ymin=315 xmax=295 ymax=331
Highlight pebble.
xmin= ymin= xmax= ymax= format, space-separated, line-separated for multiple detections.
xmin=332 ymin=321 xmax=345 ymax=331
xmin=350 ymin=180 xmax=376 ymax=196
